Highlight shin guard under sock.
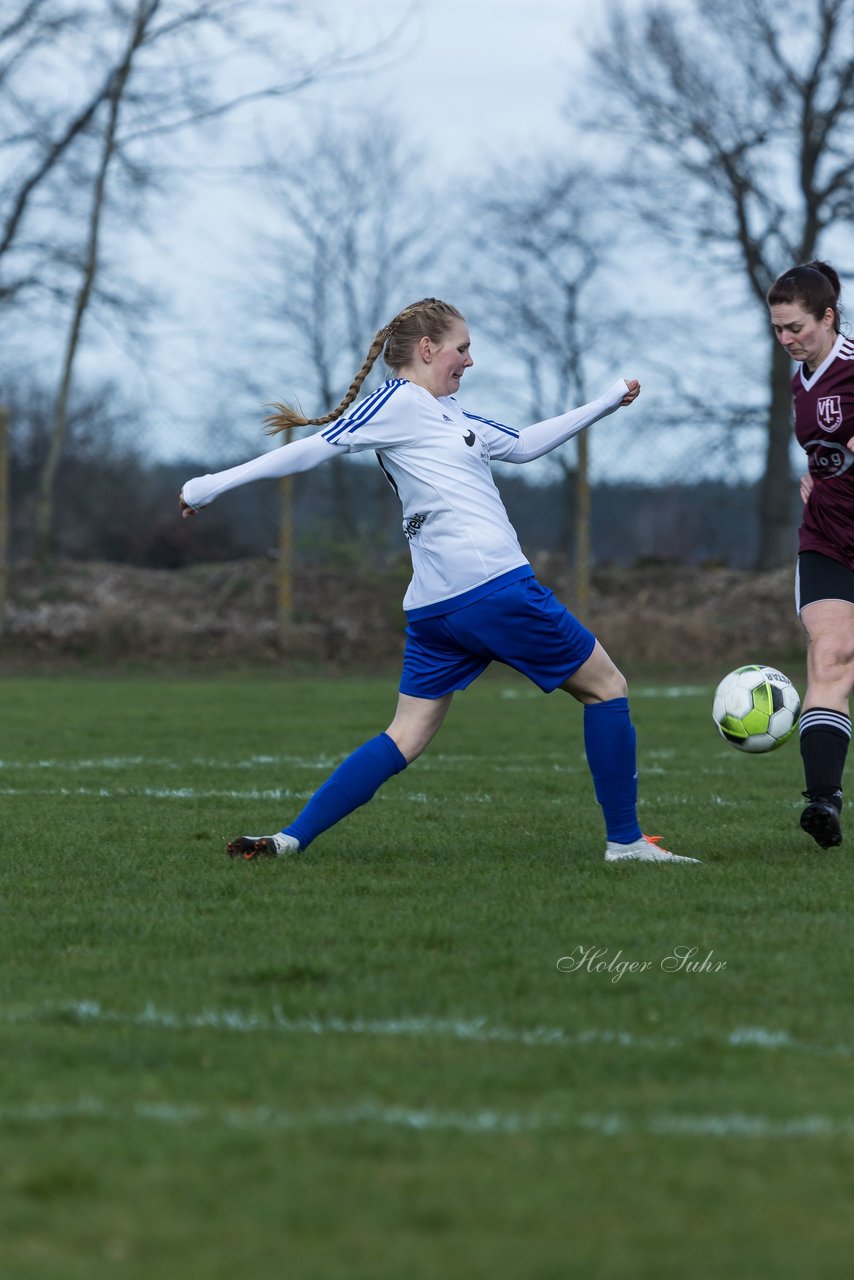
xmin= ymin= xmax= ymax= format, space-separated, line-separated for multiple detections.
xmin=283 ymin=732 xmax=407 ymax=849
xmin=799 ymin=708 xmax=851 ymax=805
xmin=583 ymin=697 xmax=643 ymax=844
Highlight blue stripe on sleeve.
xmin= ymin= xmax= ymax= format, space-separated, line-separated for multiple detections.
xmin=322 ymin=380 xmax=407 ymax=443
xmin=463 ymin=410 xmax=519 ymax=438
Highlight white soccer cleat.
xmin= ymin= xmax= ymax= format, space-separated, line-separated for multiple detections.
xmin=227 ymin=832 xmax=301 ymax=860
xmin=604 ymin=834 xmax=700 ymax=864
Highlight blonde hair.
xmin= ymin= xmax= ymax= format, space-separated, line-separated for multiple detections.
xmin=265 ymin=297 xmax=464 ymax=434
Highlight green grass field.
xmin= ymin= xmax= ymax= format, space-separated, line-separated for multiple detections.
xmin=1 ymin=669 xmax=852 ymax=1279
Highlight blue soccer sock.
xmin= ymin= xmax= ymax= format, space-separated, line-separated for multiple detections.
xmin=282 ymin=732 xmax=408 ymax=850
xmin=583 ymin=697 xmax=643 ymax=844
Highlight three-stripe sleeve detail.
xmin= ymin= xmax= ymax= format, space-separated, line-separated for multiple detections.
xmin=321 ymin=380 xmax=407 ymax=444
xmin=462 ymin=411 xmax=519 ymax=439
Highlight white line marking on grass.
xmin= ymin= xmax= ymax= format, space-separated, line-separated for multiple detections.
xmin=728 ymin=1027 xmax=794 ymax=1048
xmin=0 ymin=1097 xmax=850 ymax=1139
xmin=0 ymin=753 xmax=595 ymax=781
xmin=5 ymin=1001 xmax=667 ymax=1046
xmin=0 ymin=1096 xmax=548 ymax=1134
xmin=0 ymin=785 xmax=516 ymax=805
xmin=0 ymin=754 xmax=343 ymax=773
xmin=580 ymin=1112 xmax=854 ymax=1139
xmin=0 ymin=787 xmax=316 ymax=801
xmin=4 ymin=1002 xmax=853 ymax=1060
xmin=633 ymin=686 xmax=709 ymax=698
xmin=499 ymin=686 xmax=708 ymax=701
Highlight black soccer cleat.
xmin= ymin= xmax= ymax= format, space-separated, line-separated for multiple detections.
xmin=799 ymin=796 xmax=843 ymax=849
xmin=227 ymin=835 xmax=273 ymax=860
xmin=226 ymin=833 xmax=300 ymax=859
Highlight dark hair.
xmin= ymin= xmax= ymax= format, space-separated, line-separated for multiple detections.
xmin=265 ymin=297 xmax=464 ymax=433
xmin=767 ymin=260 xmax=842 ymax=332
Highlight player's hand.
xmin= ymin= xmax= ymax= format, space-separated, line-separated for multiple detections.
xmin=179 ymin=493 xmax=197 ymax=519
xmin=800 ymin=472 xmax=814 ymax=503
xmin=620 ymin=379 xmax=640 ymax=406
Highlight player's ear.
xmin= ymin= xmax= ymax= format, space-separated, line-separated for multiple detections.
xmin=418 ymin=335 xmax=433 ymax=363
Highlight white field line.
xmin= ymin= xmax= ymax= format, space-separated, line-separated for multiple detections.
xmin=0 ymin=753 xmax=529 ymax=772
xmin=501 ymin=686 xmax=710 ymax=700
xmin=0 ymin=782 xmax=726 ymax=811
xmin=0 ymin=786 xmax=510 ymax=805
xmin=0 ymin=1096 xmax=850 ymax=1139
xmin=0 ymin=752 xmax=581 ymax=773
xmin=0 ymin=735 xmax=697 ymax=777
xmin=578 ymin=1112 xmax=854 ymax=1139
xmin=0 ymin=786 xmax=316 ymax=801
xmin=0 ymin=754 xmax=342 ymax=773
xmin=3 ymin=1001 xmax=852 ymax=1060
xmin=0 ymin=1096 xmax=547 ymax=1135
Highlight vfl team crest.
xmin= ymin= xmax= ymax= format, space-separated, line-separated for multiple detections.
xmin=817 ymin=395 xmax=843 ymax=433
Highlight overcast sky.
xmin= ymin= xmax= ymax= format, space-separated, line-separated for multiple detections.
xmin=134 ymin=0 xmax=665 ymax=460
xmin=44 ymin=0 xmax=795 ymax=484
xmin=12 ymin=0 xmax=838 ymax=489
xmin=301 ymin=0 xmax=595 ymax=170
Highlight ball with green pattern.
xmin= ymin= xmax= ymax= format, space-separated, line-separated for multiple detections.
xmin=712 ymin=664 xmax=801 ymax=754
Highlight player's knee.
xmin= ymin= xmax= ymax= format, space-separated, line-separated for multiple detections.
xmin=809 ymin=634 xmax=854 ymax=684
xmin=597 ymin=668 xmax=629 ymax=701
xmin=565 ymin=668 xmax=628 ymax=703
xmin=385 ymin=721 xmax=438 ymax=763
xmin=395 ymin=737 xmax=425 ymax=764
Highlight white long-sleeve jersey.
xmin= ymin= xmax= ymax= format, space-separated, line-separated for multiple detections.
xmin=182 ymin=377 xmax=628 ymax=617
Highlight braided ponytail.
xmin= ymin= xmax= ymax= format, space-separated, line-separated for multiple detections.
xmin=264 ymin=298 xmax=463 ymax=435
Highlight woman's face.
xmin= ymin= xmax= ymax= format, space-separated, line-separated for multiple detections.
xmin=425 ymin=318 xmax=474 ymax=396
xmin=769 ymin=301 xmax=836 ymax=369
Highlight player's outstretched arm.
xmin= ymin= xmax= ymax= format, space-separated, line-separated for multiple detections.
xmin=179 ymin=432 xmax=337 ymax=516
xmin=502 ymin=378 xmax=639 ymax=464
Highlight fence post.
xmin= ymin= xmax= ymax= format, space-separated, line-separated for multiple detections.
xmin=575 ymin=429 xmax=590 ymax=620
xmin=277 ymin=428 xmax=294 ymax=648
xmin=0 ymin=405 xmax=9 ymax=641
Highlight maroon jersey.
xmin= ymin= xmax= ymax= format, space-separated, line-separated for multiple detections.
xmin=793 ymin=333 xmax=854 ymax=567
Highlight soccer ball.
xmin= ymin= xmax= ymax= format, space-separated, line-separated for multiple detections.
xmin=712 ymin=664 xmax=801 ymax=754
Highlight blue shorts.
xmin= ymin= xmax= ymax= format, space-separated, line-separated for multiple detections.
xmin=400 ymin=575 xmax=596 ymax=700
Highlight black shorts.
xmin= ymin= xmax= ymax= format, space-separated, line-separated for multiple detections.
xmin=796 ymin=551 xmax=854 ymax=613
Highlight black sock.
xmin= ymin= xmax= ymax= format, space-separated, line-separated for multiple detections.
xmin=799 ymin=708 xmax=851 ymax=807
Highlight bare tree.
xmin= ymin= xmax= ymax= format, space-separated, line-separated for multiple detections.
xmin=244 ymin=113 xmax=442 ymax=544
xmin=0 ymin=2 xmax=108 ymax=304
xmin=5 ymin=1 xmax=401 ymax=560
xmin=589 ymin=0 xmax=854 ymax=567
xmin=250 ymin=114 xmax=441 ymax=399
xmin=0 ymin=403 xmax=8 ymax=637
xmin=33 ymin=0 xmax=151 ymax=561
xmin=464 ymin=160 xmax=622 ymax=605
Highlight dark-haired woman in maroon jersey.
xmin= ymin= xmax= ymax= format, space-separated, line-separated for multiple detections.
xmin=768 ymin=260 xmax=854 ymax=849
